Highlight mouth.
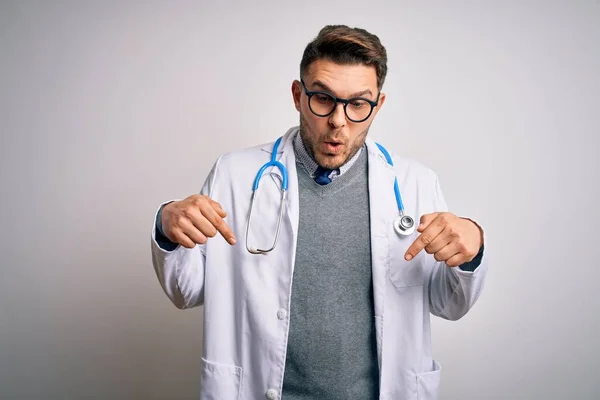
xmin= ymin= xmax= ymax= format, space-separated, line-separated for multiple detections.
xmin=323 ymin=142 xmax=343 ymax=153
xmin=322 ymin=140 xmax=345 ymax=154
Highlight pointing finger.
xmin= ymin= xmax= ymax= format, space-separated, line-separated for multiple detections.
xmin=199 ymin=202 xmax=237 ymax=245
xmin=417 ymin=212 xmax=439 ymax=233
xmin=405 ymin=214 xmax=446 ymax=261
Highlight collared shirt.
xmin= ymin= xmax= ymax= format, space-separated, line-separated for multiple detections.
xmin=292 ymin=130 xmax=364 ymax=181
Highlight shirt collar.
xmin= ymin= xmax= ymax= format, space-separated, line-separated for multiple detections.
xmin=292 ymin=129 xmax=364 ymax=180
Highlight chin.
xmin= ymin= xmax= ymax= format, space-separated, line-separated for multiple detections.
xmin=317 ymin=154 xmax=346 ymax=169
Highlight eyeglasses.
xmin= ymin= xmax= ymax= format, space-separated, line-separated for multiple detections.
xmin=300 ymin=79 xmax=381 ymax=123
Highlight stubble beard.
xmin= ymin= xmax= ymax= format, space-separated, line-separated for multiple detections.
xmin=298 ymin=113 xmax=370 ymax=170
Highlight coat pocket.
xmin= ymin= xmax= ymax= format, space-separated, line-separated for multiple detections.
xmin=389 ymin=262 xmax=424 ymax=288
xmin=389 ymin=237 xmax=426 ymax=288
xmin=200 ymin=357 xmax=242 ymax=400
xmin=416 ymin=359 xmax=441 ymax=400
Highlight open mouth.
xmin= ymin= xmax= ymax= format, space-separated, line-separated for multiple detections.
xmin=324 ymin=142 xmax=343 ymax=153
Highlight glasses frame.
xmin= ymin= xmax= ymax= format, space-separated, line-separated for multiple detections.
xmin=300 ymin=79 xmax=381 ymax=123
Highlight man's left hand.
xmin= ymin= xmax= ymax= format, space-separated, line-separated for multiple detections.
xmin=404 ymin=212 xmax=483 ymax=267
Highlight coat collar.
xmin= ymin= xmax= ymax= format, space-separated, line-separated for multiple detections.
xmin=260 ymin=127 xmax=300 ymax=245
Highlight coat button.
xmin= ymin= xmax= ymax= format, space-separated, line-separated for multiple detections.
xmin=277 ymin=309 xmax=287 ymax=320
xmin=266 ymin=388 xmax=278 ymax=399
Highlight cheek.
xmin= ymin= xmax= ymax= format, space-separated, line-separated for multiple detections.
xmin=349 ymin=127 xmax=366 ymax=144
xmin=301 ymin=109 xmax=326 ymax=131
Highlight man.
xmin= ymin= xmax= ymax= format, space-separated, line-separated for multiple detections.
xmin=151 ymin=25 xmax=488 ymax=400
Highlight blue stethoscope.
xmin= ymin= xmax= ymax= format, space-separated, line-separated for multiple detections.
xmin=245 ymin=136 xmax=415 ymax=255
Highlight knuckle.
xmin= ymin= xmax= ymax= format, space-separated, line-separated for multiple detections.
xmin=439 ymin=214 xmax=449 ymax=225
xmin=420 ymin=235 xmax=431 ymax=245
xmin=192 ymin=195 xmax=205 ymax=207
xmin=212 ymin=217 xmax=224 ymax=228
xmin=181 ymin=207 xmax=194 ymax=219
xmin=174 ymin=215 xmax=187 ymax=227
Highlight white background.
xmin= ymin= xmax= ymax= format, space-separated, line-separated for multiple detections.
xmin=1 ymin=1 xmax=599 ymax=398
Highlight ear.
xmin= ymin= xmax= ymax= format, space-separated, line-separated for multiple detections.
xmin=371 ymin=92 xmax=386 ymax=119
xmin=291 ymin=80 xmax=302 ymax=112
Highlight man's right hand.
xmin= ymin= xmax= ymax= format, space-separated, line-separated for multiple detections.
xmin=161 ymin=195 xmax=237 ymax=248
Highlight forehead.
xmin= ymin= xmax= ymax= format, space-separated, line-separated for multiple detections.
xmin=305 ymin=59 xmax=378 ymax=96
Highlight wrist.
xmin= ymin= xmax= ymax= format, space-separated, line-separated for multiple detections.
xmin=157 ymin=202 xmax=175 ymax=237
xmin=460 ymin=217 xmax=484 ymax=248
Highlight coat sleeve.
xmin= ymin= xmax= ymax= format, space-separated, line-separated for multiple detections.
xmin=427 ymin=172 xmax=490 ymax=321
xmin=150 ymin=156 xmax=222 ymax=309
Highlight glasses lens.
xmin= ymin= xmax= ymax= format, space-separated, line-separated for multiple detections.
xmin=346 ymin=99 xmax=373 ymax=122
xmin=308 ymin=93 xmax=336 ymax=116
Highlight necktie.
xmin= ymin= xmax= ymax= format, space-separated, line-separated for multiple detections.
xmin=314 ymin=166 xmax=334 ymax=185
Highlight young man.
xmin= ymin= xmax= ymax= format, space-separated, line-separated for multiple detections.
xmin=151 ymin=25 xmax=488 ymax=400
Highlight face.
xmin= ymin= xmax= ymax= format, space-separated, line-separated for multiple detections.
xmin=292 ymin=59 xmax=386 ymax=169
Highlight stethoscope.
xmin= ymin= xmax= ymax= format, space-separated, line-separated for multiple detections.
xmin=246 ymin=136 xmax=415 ymax=255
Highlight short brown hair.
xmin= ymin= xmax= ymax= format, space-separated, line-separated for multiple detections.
xmin=300 ymin=25 xmax=388 ymax=90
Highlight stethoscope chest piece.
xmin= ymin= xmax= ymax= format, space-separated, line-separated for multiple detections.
xmin=394 ymin=215 xmax=415 ymax=236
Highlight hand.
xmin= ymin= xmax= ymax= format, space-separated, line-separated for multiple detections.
xmin=404 ymin=212 xmax=483 ymax=267
xmin=161 ymin=195 xmax=237 ymax=249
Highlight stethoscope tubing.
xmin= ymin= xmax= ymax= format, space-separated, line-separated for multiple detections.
xmin=247 ymin=136 xmax=415 ymax=254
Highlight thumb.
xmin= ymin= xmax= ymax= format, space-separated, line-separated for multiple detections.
xmin=417 ymin=212 xmax=439 ymax=232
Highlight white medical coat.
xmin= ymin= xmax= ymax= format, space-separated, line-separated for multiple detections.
xmin=151 ymin=126 xmax=489 ymax=400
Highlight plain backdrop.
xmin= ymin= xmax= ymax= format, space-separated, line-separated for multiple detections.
xmin=1 ymin=1 xmax=599 ymax=399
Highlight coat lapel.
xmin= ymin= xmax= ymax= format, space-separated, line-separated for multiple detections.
xmin=365 ymin=137 xmax=397 ymax=370
xmin=260 ymin=127 xmax=299 ymax=237
xmin=259 ymin=127 xmax=300 ymax=269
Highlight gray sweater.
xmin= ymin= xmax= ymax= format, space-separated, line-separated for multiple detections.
xmin=282 ymin=149 xmax=379 ymax=399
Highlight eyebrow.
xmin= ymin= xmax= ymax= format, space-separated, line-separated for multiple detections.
xmin=311 ymin=80 xmax=374 ymax=99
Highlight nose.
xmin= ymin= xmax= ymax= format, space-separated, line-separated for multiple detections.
xmin=328 ymin=102 xmax=347 ymax=129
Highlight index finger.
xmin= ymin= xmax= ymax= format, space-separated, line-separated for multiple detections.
xmin=404 ymin=217 xmax=445 ymax=261
xmin=202 ymin=202 xmax=237 ymax=245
